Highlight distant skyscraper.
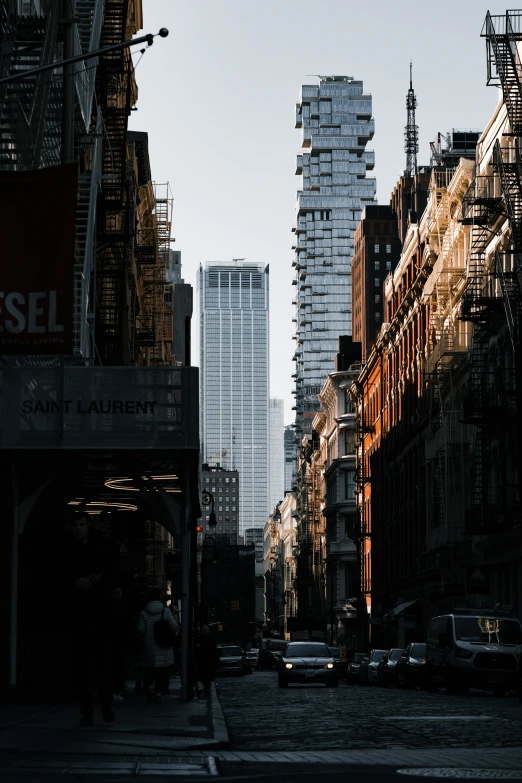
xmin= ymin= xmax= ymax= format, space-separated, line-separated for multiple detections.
xmin=199 ymin=260 xmax=270 ymax=534
xmin=269 ymin=399 xmax=284 ymax=511
xmin=293 ymin=76 xmax=376 ymax=435
xmin=284 ymin=424 xmax=297 ymax=492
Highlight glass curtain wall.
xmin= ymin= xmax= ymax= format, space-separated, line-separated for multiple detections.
xmin=199 ymin=261 xmax=270 ymax=534
xmin=293 ymin=76 xmax=376 ymax=435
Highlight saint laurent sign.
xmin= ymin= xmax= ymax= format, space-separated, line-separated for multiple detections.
xmin=21 ymin=399 xmax=158 ymax=415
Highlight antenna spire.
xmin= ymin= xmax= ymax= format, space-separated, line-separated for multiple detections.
xmin=405 ymin=61 xmax=419 ymax=177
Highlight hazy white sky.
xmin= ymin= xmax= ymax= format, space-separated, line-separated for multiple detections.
xmin=130 ymin=0 xmax=508 ymax=424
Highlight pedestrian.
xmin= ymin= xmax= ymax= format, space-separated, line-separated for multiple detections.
xmin=137 ymin=588 xmax=178 ymax=702
xmin=65 ymin=513 xmax=119 ymax=727
xmin=195 ymin=626 xmax=218 ymax=697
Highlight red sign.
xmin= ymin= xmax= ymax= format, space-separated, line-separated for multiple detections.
xmin=0 ymin=163 xmax=77 ymax=354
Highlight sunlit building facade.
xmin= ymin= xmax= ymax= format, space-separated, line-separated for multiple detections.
xmin=199 ymin=260 xmax=270 ymax=534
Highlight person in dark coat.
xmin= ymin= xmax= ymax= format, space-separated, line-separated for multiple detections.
xmin=137 ymin=588 xmax=178 ymax=702
xmin=66 ymin=514 xmax=119 ymax=726
xmin=195 ymin=626 xmax=219 ymax=697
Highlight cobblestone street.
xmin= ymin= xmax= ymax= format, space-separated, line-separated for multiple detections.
xmin=216 ymin=671 xmax=522 ymax=752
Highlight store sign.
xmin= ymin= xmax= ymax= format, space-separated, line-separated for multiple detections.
xmin=0 ymin=366 xmax=199 ymax=450
xmin=0 ymin=164 xmax=77 ymax=354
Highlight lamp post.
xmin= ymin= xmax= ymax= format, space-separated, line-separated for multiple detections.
xmin=198 ymin=492 xmax=217 ymax=631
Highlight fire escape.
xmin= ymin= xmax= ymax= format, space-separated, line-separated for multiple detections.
xmin=459 ymin=10 xmax=522 ymax=533
xmin=0 ymin=0 xmax=104 ymax=360
xmin=95 ymin=0 xmax=134 ymax=364
xmin=354 ymin=397 xmax=373 ymax=602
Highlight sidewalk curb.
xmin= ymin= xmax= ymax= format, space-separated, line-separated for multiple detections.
xmin=208 ymin=682 xmax=230 ymax=749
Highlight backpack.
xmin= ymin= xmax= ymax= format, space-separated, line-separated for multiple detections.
xmin=154 ymin=608 xmax=176 ymax=649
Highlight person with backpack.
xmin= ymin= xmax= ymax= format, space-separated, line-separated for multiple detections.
xmin=137 ymin=588 xmax=178 ymax=702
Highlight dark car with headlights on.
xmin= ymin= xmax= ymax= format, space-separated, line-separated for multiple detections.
xmin=377 ymin=648 xmax=403 ymax=687
xmin=395 ymin=643 xmax=427 ymax=689
xmin=346 ymin=653 xmax=368 ymax=684
xmin=216 ymin=645 xmax=250 ymax=676
xmin=278 ymin=642 xmax=338 ymax=688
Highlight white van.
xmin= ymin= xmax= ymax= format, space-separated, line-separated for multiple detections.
xmin=426 ymin=612 xmax=522 ymax=695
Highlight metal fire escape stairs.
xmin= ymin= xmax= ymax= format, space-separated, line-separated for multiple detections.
xmin=95 ymin=0 xmax=133 ymax=363
xmin=0 ymin=0 xmax=104 ymax=363
xmin=459 ymin=10 xmax=522 ymax=532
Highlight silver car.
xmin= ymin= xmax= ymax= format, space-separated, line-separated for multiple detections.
xmin=277 ymin=642 xmax=338 ymax=688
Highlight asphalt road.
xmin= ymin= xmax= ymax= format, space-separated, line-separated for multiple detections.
xmin=215 ymin=670 xmax=522 ymax=752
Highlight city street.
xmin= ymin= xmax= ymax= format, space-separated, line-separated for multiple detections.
xmin=216 ymin=671 xmax=522 ymax=752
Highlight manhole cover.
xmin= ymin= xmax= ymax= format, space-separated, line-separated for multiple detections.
xmin=397 ymin=770 xmax=522 ymax=779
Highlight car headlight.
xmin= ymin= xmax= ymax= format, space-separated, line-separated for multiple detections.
xmin=455 ymin=648 xmax=473 ymax=660
xmin=326 ymin=662 xmax=334 ymax=669
xmin=285 ymin=663 xmax=293 ymax=669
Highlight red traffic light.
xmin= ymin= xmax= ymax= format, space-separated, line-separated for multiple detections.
xmin=196 ymin=524 xmax=203 ymax=533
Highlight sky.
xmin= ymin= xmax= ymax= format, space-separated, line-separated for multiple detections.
xmin=129 ymin=0 xmax=509 ymax=425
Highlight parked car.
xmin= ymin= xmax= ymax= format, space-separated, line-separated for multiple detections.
xmin=216 ymin=645 xmax=250 ymax=676
xmin=425 ymin=612 xmax=522 ymax=696
xmin=346 ymin=653 xmax=369 ymax=685
xmin=258 ymin=639 xmax=287 ymax=670
xmin=376 ymin=648 xmax=403 ymax=687
xmin=395 ymin=643 xmax=427 ymax=689
xmin=245 ymin=648 xmax=259 ymax=670
xmin=277 ymin=642 xmax=338 ymax=688
xmin=365 ymin=649 xmax=388 ymax=685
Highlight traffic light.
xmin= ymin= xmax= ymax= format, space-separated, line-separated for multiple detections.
xmin=196 ymin=523 xmax=203 ymax=533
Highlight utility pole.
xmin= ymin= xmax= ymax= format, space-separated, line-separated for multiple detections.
xmin=61 ymin=0 xmax=75 ymax=164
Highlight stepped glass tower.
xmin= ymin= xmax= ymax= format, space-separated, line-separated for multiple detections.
xmin=199 ymin=261 xmax=270 ymax=534
xmin=292 ymin=76 xmax=376 ymax=435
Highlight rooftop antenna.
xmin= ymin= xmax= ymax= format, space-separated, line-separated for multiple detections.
xmin=404 ymin=61 xmax=419 ymax=177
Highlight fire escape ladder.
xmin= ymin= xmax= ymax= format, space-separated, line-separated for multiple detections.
xmin=484 ymin=11 xmax=522 ymax=136
xmin=0 ymin=2 xmax=62 ymax=170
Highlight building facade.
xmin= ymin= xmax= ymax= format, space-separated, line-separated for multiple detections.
xmin=201 ymin=463 xmax=240 ymax=543
xmin=269 ymin=398 xmax=285 ymax=511
xmin=284 ymin=424 xmax=297 ymax=492
xmin=315 ymin=343 xmax=361 ymax=647
xmin=350 ymin=13 xmax=522 ymax=646
xmin=352 ymin=205 xmax=402 ymax=359
xmin=292 ymin=76 xmax=376 ymax=436
xmin=199 ymin=260 xmax=270 ymax=533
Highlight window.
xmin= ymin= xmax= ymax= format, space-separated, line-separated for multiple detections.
xmin=374 ymin=244 xmax=380 ymax=253
xmin=375 ymin=294 xmax=381 ymax=303
xmin=375 ymin=312 xmax=381 ymax=321
xmin=232 ymin=506 xmax=236 ymax=511
xmin=344 ymin=470 xmax=355 ymax=499
xmin=386 ymin=261 xmax=392 ymax=270
xmin=232 ymin=478 xmax=236 ymax=483
xmin=386 ymin=244 xmax=392 ymax=253
xmin=225 ymin=507 xmax=229 ymax=512
xmin=374 ymin=261 xmax=380 ymax=270
xmin=205 ymin=478 xmax=209 ymax=483
xmin=218 ymin=506 xmax=222 ymax=512
xmin=218 ymin=515 xmax=223 ymax=521
xmin=226 ymin=477 xmax=230 ymax=483
xmin=374 ymin=278 xmax=380 ymax=287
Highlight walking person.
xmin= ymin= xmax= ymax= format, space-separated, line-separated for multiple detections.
xmin=195 ymin=626 xmax=218 ymax=697
xmin=66 ymin=514 xmax=119 ymax=727
xmin=137 ymin=588 xmax=177 ymax=703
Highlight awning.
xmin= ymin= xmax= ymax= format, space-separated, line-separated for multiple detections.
xmin=392 ymin=598 xmax=418 ymax=616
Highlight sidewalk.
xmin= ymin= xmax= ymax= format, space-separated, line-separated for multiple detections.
xmin=0 ymin=677 xmax=229 ymax=759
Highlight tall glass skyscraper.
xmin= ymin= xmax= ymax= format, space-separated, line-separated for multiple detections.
xmin=293 ymin=76 xmax=375 ymax=435
xmin=199 ymin=260 xmax=270 ymax=534
xmin=269 ymin=398 xmax=284 ymax=512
